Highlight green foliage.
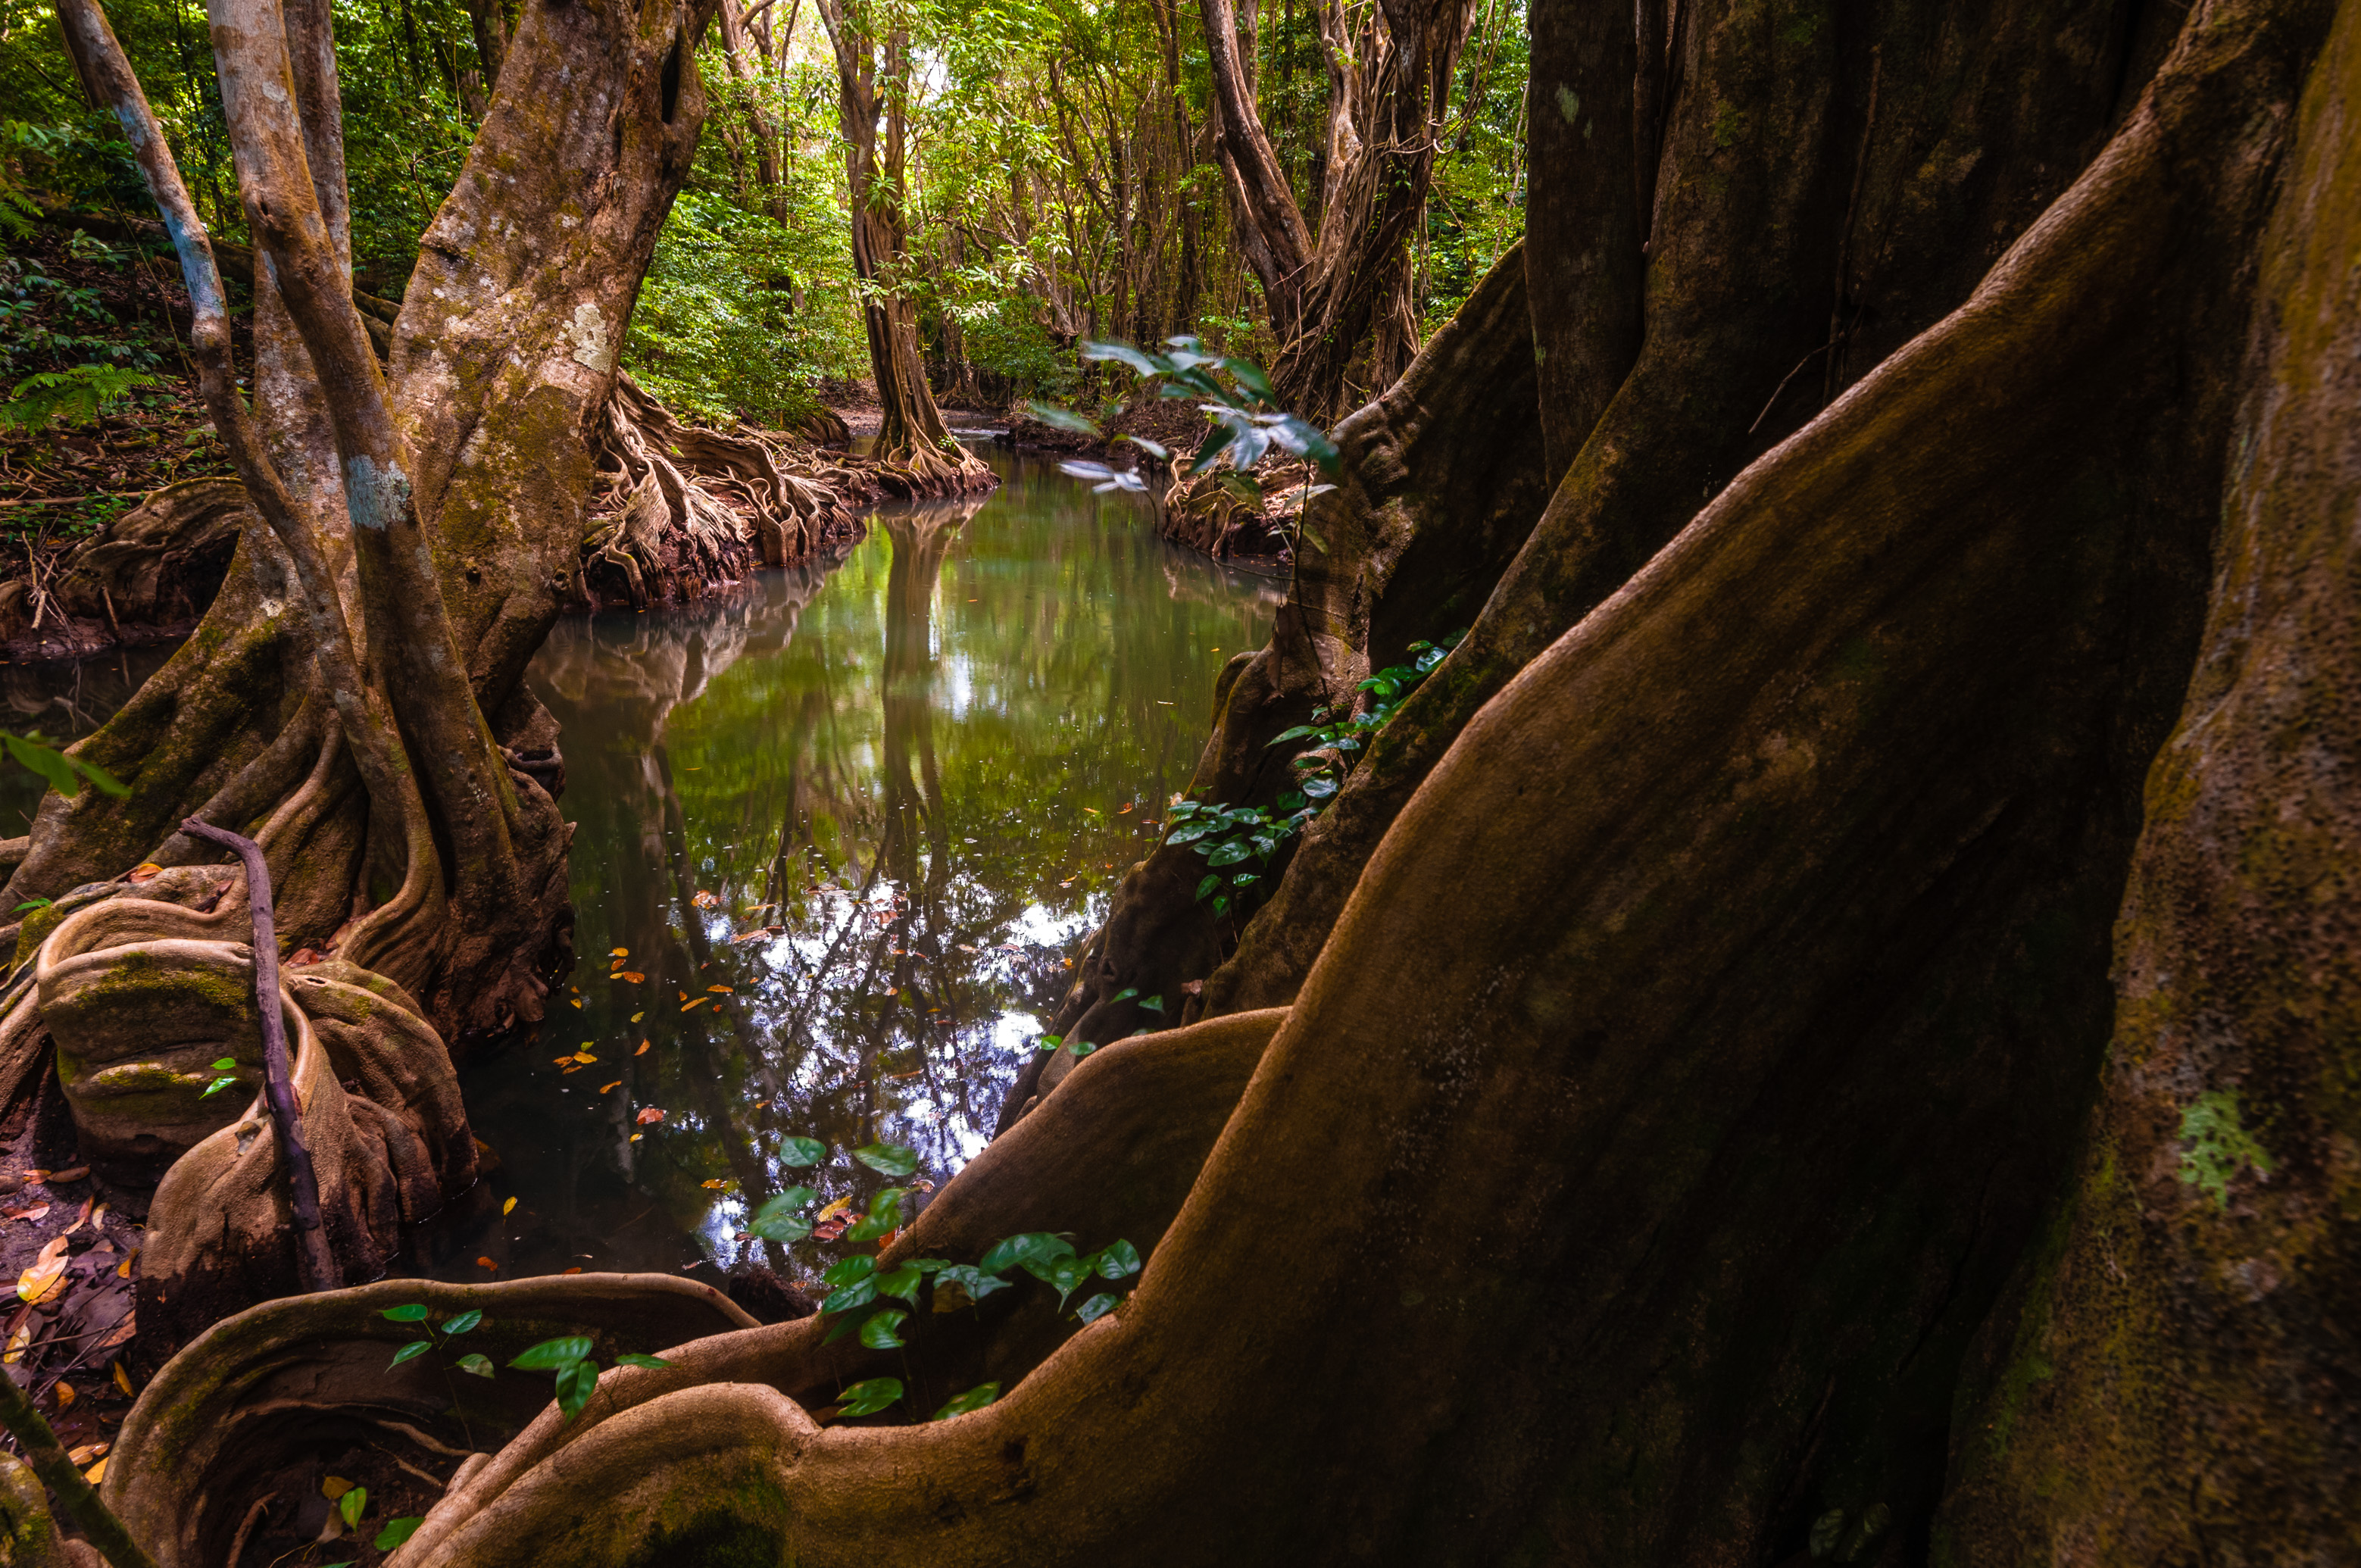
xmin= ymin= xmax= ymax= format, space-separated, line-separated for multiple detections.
xmin=1165 ymin=631 xmax=1463 ymax=918
xmin=1052 ymin=337 xmax=1340 ymax=502
xmin=739 ymin=1162 xmax=1146 ymax=1423
xmin=0 ymin=364 xmax=159 ymax=430
xmin=0 ymin=729 xmax=129 ymax=800
xmin=505 ymin=1332 xmax=673 ymax=1420
xmin=623 ymin=188 xmax=860 ymax=426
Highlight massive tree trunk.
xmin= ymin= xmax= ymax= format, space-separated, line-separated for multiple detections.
xmin=1198 ymin=0 xmax=1477 ymax=420
xmin=20 ymin=0 xmax=720 ymax=1345
xmin=814 ymin=0 xmax=995 ymax=495
xmin=88 ymin=1 xmax=2356 ymax=1563
xmin=1081 ymin=0 xmax=2205 ymax=1038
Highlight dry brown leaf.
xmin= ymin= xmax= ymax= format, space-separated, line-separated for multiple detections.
xmin=81 ymin=1457 xmax=106 ymax=1484
xmin=320 ymin=1476 xmax=354 ymax=1500
xmin=112 ymin=1362 xmax=132 ymax=1396
xmin=48 ymin=1166 xmax=88 ymax=1183
xmin=3 ymin=1204 xmax=51 ymax=1224
xmin=63 ymin=1198 xmax=94 ymax=1234
xmin=124 ymin=864 xmax=162 ymax=883
xmin=65 ymin=1442 xmax=107 ymax=1466
xmin=50 ymin=1382 xmax=72 ymax=1411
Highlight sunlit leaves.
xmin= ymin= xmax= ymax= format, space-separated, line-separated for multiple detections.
xmin=836 ymin=1377 xmax=903 ymax=1417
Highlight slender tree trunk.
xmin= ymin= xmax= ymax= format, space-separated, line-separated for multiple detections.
xmin=814 ymin=0 xmax=993 ymax=495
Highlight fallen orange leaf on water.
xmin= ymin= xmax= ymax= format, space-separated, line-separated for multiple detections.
xmin=564 ymin=1267 xmax=583 ymax=1275
xmin=599 ymin=1081 xmax=621 ymax=1094
xmin=707 ymin=985 xmax=732 ymax=995
xmin=700 ymin=1179 xmax=730 ymax=1191
xmin=502 ymin=1197 xmax=518 ymax=1216
xmin=692 ymin=890 xmax=721 ymax=909
xmin=681 ymin=998 xmax=707 ymax=1012
xmin=629 ymin=1011 xmax=645 ymax=1023
xmin=476 ymin=1257 xmax=498 ymax=1272
xmin=573 ymin=1051 xmax=597 ymax=1064
xmin=635 ymin=1041 xmax=650 ymax=1057
xmin=570 ymin=999 xmax=582 ymax=1009
xmin=636 ymin=1107 xmax=665 ymax=1125
xmin=620 ymin=971 xmax=645 ymax=984
xmin=610 ymin=948 xmax=629 ymax=957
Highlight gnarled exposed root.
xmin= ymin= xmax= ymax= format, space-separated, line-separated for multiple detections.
xmin=98 ymin=1274 xmax=756 ymax=1568
xmin=97 ymin=1008 xmax=1282 ymax=1565
xmin=0 ymin=479 xmax=250 ymax=658
xmin=579 ymin=376 xmax=879 ymax=611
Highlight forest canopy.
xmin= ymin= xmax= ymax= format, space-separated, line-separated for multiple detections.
xmin=0 ymin=0 xmax=1529 ymax=425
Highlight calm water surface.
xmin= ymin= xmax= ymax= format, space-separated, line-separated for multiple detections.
xmin=429 ymin=451 xmax=1278 ymax=1285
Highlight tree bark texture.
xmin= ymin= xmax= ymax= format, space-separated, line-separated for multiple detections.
xmin=1198 ymin=0 xmax=1479 ymax=420
xmin=1187 ymin=0 xmax=2204 ymax=1025
xmin=1937 ymin=5 xmax=2361 ymax=1556
xmin=22 ymin=0 xmax=724 ymax=1345
xmin=87 ymin=3 xmax=2353 ymax=1563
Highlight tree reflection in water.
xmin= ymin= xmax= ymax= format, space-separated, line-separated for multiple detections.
xmin=429 ymin=456 xmax=1280 ymax=1290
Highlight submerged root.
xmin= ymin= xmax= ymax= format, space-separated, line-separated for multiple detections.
xmin=579 ymin=376 xmax=879 ymax=611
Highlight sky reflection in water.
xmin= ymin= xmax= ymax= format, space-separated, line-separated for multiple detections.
xmin=428 ymin=452 xmax=1279 ymax=1288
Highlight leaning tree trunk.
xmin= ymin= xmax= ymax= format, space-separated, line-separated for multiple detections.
xmin=1041 ymin=0 xmax=2209 ymax=1058
xmin=17 ymin=0 xmax=720 ymax=1348
xmin=814 ymin=0 xmax=993 ymax=496
xmin=1198 ymin=0 xmax=1477 ymax=420
xmin=89 ymin=2 xmax=2351 ymax=1563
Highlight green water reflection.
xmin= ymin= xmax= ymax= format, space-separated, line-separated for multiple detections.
xmin=433 ymin=452 xmax=1279 ymax=1287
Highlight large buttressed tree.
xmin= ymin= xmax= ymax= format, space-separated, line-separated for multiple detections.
xmin=11 ymin=0 xmax=720 ymax=1341
xmin=93 ymin=0 xmax=2359 ymax=1562
xmin=814 ymin=0 xmax=995 ymax=495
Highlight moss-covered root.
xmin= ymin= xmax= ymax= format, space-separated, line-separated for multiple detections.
xmin=98 ymin=1274 xmax=757 ymax=1568
xmin=1935 ymin=7 xmax=2361 ymax=1560
xmin=0 ymin=1452 xmax=101 ymax=1567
